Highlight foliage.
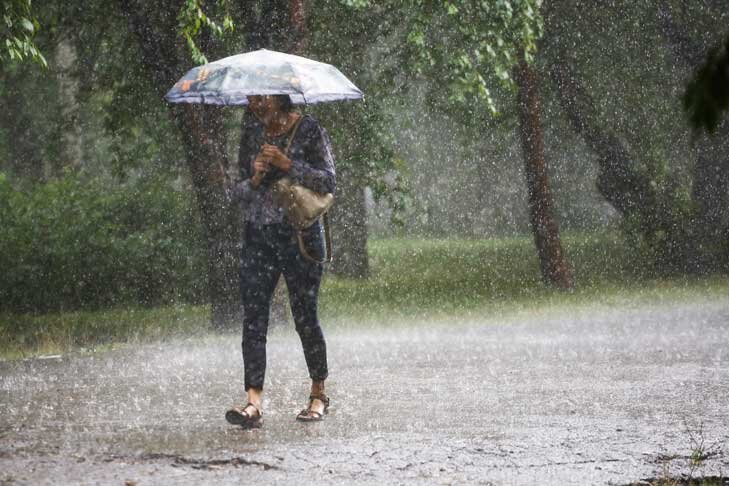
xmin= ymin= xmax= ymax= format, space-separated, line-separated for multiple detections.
xmin=340 ymin=0 xmax=543 ymax=116
xmin=313 ymin=98 xmax=411 ymax=225
xmin=408 ymin=0 xmax=543 ymax=115
xmin=0 ymin=2 xmax=189 ymax=180
xmin=309 ymin=0 xmax=543 ymax=226
xmin=308 ymin=1 xmax=414 ymax=222
xmin=177 ymin=0 xmax=235 ymax=65
xmin=684 ymin=33 xmax=729 ymax=134
xmin=618 ymin=152 xmax=699 ymax=275
xmin=319 ymin=0 xmax=546 ymax=233
xmin=0 ymin=172 xmax=207 ymax=313
xmin=2 ymin=0 xmax=728 ymax=325
xmin=1 ymin=0 xmax=46 ymax=67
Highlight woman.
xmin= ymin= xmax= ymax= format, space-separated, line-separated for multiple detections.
xmin=224 ymin=94 xmax=335 ymax=428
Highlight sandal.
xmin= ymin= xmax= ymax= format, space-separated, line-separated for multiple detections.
xmin=225 ymin=402 xmax=263 ymax=429
xmin=296 ymin=394 xmax=330 ymax=422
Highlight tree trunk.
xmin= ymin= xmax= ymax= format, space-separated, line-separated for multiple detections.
xmin=0 ymin=67 xmax=46 ymax=181
xmin=515 ymin=58 xmax=574 ymax=290
xmin=288 ymin=0 xmax=306 ymax=54
xmin=544 ymin=0 xmax=653 ymax=220
xmin=55 ymin=41 xmax=82 ymax=177
xmin=549 ymin=59 xmax=652 ymax=218
xmin=173 ymin=105 xmax=241 ymax=330
xmin=119 ymin=0 xmax=241 ymax=330
xmin=693 ymin=134 xmax=729 ymax=233
xmin=329 ymin=166 xmax=369 ymax=278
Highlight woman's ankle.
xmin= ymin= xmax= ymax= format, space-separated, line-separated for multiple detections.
xmin=310 ymin=380 xmax=325 ymax=397
xmin=247 ymin=387 xmax=263 ymax=408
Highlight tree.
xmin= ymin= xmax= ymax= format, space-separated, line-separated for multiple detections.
xmin=545 ymin=1 xmax=729 ymax=274
xmin=112 ymin=0 xmax=242 ymax=329
xmin=2 ymin=0 xmax=402 ymax=320
xmin=340 ymin=0 xmax=574 ymax=288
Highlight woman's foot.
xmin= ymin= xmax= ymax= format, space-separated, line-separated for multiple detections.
xmin=296 ymin=394 xmax=330 ymax=422
xmin=226 ymin=402 xmax=263 ymax=428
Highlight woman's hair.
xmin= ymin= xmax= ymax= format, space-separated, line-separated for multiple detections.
xmin=274 ymin=94 xmax=295 ymax=112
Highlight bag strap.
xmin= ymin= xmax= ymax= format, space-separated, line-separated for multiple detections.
xmin=284 ymin=115 xmax=304 ymax=156
xmin=286 ymin=115 xmax=334 ymax=264
xmin=296 ymin=212 xmax=333 ymax=264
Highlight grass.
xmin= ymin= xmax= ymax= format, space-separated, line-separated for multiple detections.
xmin=320 ymin=230 xmax=728 ymax=321
xmin=2 ymin=231 xmax=728 ymax=359
xmin=0 ymin=305 xmax=210 ymax=360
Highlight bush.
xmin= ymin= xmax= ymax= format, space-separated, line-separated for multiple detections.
xmin=0 ymin=172 xmax=207 ymax=313
xmin=618 ymin=152 xmax=728 ymax=276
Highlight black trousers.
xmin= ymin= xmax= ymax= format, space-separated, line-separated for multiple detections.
xmin=239 ymin=222 xmax=328 ymax=390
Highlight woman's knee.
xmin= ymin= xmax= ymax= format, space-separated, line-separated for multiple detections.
xmin=242 ymin=315 xmax=269 ymax=338
xmin=294 ymin=318 xmax=323 ymax=340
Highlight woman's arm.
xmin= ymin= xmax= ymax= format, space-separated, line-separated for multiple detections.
xmin=286 ymin=119 xmax=336 ymax=195
xmin=229 ymin=178 xmax=256 ymax=204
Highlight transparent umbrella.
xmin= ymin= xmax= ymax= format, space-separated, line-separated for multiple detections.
xmin=164 ymin=48 xmax=363 ymax=105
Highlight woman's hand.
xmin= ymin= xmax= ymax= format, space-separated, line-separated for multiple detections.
xmin=260 ymin=144 xmax=292 ymax=172
xmin=251 ymin=154 xmax=270 ymax=188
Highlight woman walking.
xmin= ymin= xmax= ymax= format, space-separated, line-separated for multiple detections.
xmin=225 ymin=94 xmax=335 ymax=428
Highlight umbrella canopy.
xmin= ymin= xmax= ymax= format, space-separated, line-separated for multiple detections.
xmin=164 ymin=49 xmax=363 ymax=105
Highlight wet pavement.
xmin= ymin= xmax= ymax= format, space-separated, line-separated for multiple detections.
xmin=1 ymin=299 xmax=729 ymax=485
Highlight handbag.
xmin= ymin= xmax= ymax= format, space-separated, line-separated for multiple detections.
xmin=270 ymin=116 xmax=334 ymax=263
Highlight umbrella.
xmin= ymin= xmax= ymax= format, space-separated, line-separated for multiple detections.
xmin=164 ymin=49 xmax=363 ymax=106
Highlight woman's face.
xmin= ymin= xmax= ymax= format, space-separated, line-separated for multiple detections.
xmin=247 ymin=95 xmax=281 ymax=124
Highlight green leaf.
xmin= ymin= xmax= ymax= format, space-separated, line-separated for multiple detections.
xmin=21 ymin=17 xmax=34 ymax=33
xmin=407 ymin=30 xmax=425 ymax=47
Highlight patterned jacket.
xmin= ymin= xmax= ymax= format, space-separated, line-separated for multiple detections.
xmin=230 ymin=114 xmax=336 ymax=226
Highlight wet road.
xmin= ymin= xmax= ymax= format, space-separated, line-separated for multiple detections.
xmin=2 ymin=299 xmax=729 ymax=485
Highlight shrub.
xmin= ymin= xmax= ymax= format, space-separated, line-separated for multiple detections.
xmin=618 ymin=153 xmax=728 ymax=276
xmin=0 ymin=172 xmax=207 ymax=313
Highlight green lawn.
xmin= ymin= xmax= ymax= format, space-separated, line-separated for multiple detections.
xmin=321 ymin=231 xmax=726 ymax=320
xmin=2 ymin=231 xmax=728 ymax=359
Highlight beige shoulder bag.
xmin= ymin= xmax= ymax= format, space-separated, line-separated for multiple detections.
xmin=271 ymin=116 xmax=334 ymax=263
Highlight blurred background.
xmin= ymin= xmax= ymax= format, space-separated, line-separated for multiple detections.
xmin=1 ymin=0 xmax=728 ymax=356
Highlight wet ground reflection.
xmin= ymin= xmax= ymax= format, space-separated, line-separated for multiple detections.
xmin=1 ymin=300 xmax=728 ymax=484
